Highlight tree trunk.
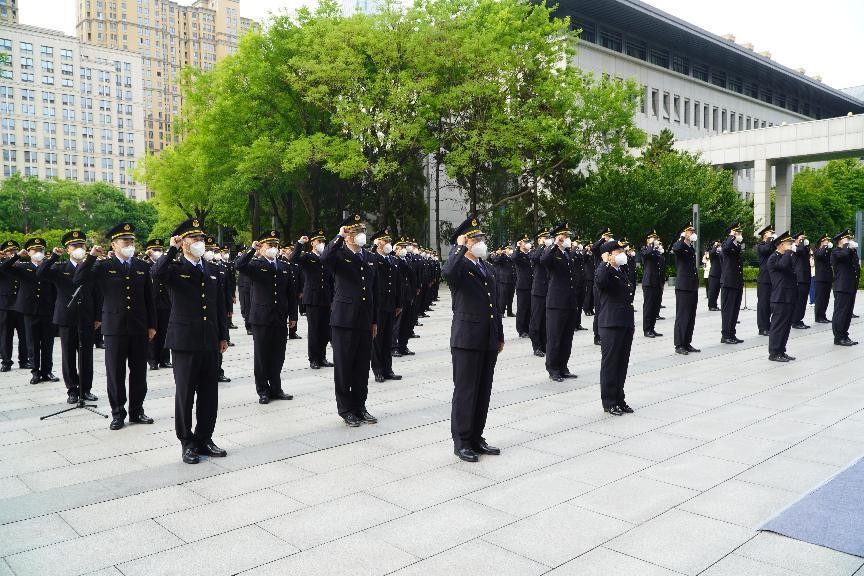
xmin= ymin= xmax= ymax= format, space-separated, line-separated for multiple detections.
xmin=250 ymin=189 xmax=261 ymax=239
xmin=434 ymin=151 xmax=441 ymax=254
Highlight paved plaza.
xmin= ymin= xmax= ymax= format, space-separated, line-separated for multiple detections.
xmin=0 ymin=287 xmax=863 ymax=576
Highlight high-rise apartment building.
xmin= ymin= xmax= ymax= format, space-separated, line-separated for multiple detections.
xmin=0 ymin=0 xmax=17 ymax=25
xmin=0 ymin=23 xmax=147 ymax=199
xmin=76 ymin=0 xmax=254 ymax=156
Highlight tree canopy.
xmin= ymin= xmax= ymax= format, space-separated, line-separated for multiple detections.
xmin=790 ymin=158 xmax=864 ymax=236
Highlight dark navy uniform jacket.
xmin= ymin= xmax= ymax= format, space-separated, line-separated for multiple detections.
xmin=671 ymin=240 xmax=699 ymax=291
xmin=814 ymin=246 xmax=833 ymax=283
xmin=0 ymin=259 xmax=20 ymax=311
xmin=370 ymin=251 xmax=401 ymax=312
xmin=37 ymin=255 xmax=100 ymax=328
xmin=73 ymin=253 xmax=155 ymax=336
xmin=529 ymin=246 xmax=549 ymax=297
xmin=150 ymin=247 xmax=229 ymax=351
xmin=720 ymin=236 xmax=744 ymax=289
xmin=512 ymin=249 xmax=533 ymax=291
xmin=641 ymin=245 xmax=664 ymax=287
xmin=793 ymin=244 xmax=811 ymax=285
xmin=595 ymin=263 xmax=635 ymax=328
xmin=756 ymin=241 xmax=774 ymax=285
xmin=320 ymin=236 xmax=377 ymax=331
xmin=708 ymin=244 xmax=722 ymax=280
xmin=235 ymin=250 xmax=298 ymax=326
xmin=768 ymin=251 xmax=796 ymax=303
xmin=289 ymin=243 xmax=333 ymax=307
xmin=831 ymin=247 xmax=860 ymax=294
xmin=0 ymin=256 xmax=56 ymax=318
xmin=539 ymin=245 xmax=579 ymax=310
xmin=394 ymin=255 xmax=417 ymax=306
xmin=441 ymin=246 xmax=503 ymax=351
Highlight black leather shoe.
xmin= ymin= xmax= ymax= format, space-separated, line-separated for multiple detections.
xmin=217 ymin=374 xmax=231 ymax=383
xmin=30 ymin=375 xmax=41 ymax=384
xmin=357 ymin=410 xmax=377 ymax=424
xmin=409 ymin=334 xmax=420 ymax=339
xmin=109 ymin=417 xmax=125 ymax=430
xmin=533 ymin=350 xmax=545 ymax=357
xmin=604 ymin=405 xmax=624 ymax=416
xmin=0 ymin=364 xmax=10 ymax=372
xmin=182 ymin=448 xmax=200 ymax=464
xmin=391 ymin=349 xmax=403 ymax=357
xmin=259 ymin=395 xmax=270 ymax=404
xmin=229 ymin=322 xmax=238 ymax=329
xmin=685 ymin=345 xmax=700 ymax=353
xmin=159 ymin=362 xmax=173 ymax=368
xmin=67 ymin=393 xmax=79 ymax=404
xmin=42 ymin=373 xmax=60 ymax=382
xmin=384 ymin=373 xmax=402 ymax=380
xmin=815 ymin=318 xmax=831 ymax=323
xmin=594 ymin=337 xmax=601 ymax=345
xmin=81 ymin=391 xmax=98 ymax=401
xmin=227 ymin=341 xmax=235 ymax=347
xmin=782 ymin=353 xmax=796 ymax=361
xmin=130 ymin=411 xmax=154 ymax=424
xmin=733 ymin=337 xmax=744 ymax=344
xmin=343 ymin=413 xmax=362 ymax=427
xmin=271 ymin=391 xmax=294 ymax=401
xmin=561 ymin=371 xmax=578 ymax=379
xmin=644 ymin=331 xmax=656 ymax=338
xmin=289 ymin=333 xmax=302 ymax=340
xmin=709 ymin=306 xmax=721 ymax=311
xmin=20 ymin=361 xmax=33 ymax=369
xmin=619 ymin=402 xmax=634 ymax=413
xmin=675 ymin=347 xmax=689 ymax=355
xmin=246 ymin=329 xmax=253 ymax=336
xmin=474 ymin=440 xmax=500 ymax=455
xmin=575 ymin=325 xmax=588 ymax=331
xmin=320 ymin=360 xmax=334 ymax=367
xmin=549 ymin=373 xmax=564 ymax=382
xmin=792 ymin=322 xmax=810 ymax=329
xmin=835 ymin=338 xmax=858 ymax=346
xmin=94 ymin=343 xmax=105 ymax=349
xmin=310 ymin=361 xmax=321 ymax=369
xmin=769 ymin=354 xmax=789 ymax=362
xmin=655 ymin=316 xmax=665 ymax=320
xmin=374 ymin=374 xmax=386 ymax=383
xmin=149 ymin=362 xmax=159 ymax=370
xmin=721 ymin=338 xmax=737 ymax=344
xmin=454 ymin=447 xmax=479 ymax=462
xmin=398 ymin=348 xmax=415 ymax=356
xmin=198 ymin=442 xmax=227 ymax=457
xmin=584 ymin=311 xmax=594 ymax=316
xmin=518 ymin=332 xmax=529 ymax=338
xmin=758 ymin=330 xmax=769 ymax=336
xmin=852 ymin=313 xmax=860 ymax=319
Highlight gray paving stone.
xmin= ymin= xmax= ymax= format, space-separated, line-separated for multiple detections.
xmin=693 ymin=432 xmax=793 ymax=465
xmin=184 ymin=460 xmax=312 ymax=501
xmin=679 ymin=479 xmax=798 ymax=528
xmin=606 ymin=508 xmax=753 ymax=575
xmin=389 ymin=539 xmax=547 ymax=576
xmin=700 ymin=553 xmax=803 ymax=576
xmin=571 ymin=475 xmax=698 ymax=524
xmin=638 ymin=453 xmax=750 ymax=491
xmin=546 ymin=547 xmax=681 ymax=575
xmin=4 ymin=520 xmax=181 ymax=576
xmin=542 ymin=449 xmax=654 ymax=487
xmin=364 ymin=498 xmax=515 ymax=559
xmin=259 ymin=492 xmax=407 ymax=550
xmin=273 ymin=463 xmax=404 ymax=506
xmin=737 ymin=456 xmax=842 ymax=493
xmin=155 ymin=488 xmax=305 ymax=542
xmin=605 ymin=430 xmax=705 ymax=462
xmin=368 ymin=466 xmax=492 ymax=511
xmin=781 ymin=435 xmax=864 ymax=467
xmin=521 ymin=428 xmax=619 ymax=458
xmin=483 ymin=502 xmax=633 ymax=567
xmin=118 ymin=525 xmax=298 ymax=576
xmin=737 ymin=532 xmax=864 ymax=576
xmin=0 ymin=476 xmax=31 ymax=500
xmin=0 ymin=513 xmax=78 ymax=556
xmin=465 ymin=467 xmax=595 ymax=517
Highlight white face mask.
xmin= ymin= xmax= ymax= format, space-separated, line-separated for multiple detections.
xmin=30 ymin=251 xmax=45 ymax=262
xmin=397 ymin=248 xmax=407 ymax=258
xmin=827 ymin=242 xmax=833 ymax=249
xmin=150 ymin=250 xmax=163 ymax=260
xmin=735 ymin=233 xmax=743 ymax=242
xmin=803 ymin=239 xmax=809 ymax=246
xmin=214 ymin=253 xmax=223 ymax=261
xmin=505 ymin=249 xmax=513 ymax=256
xmin=203 ymin=250 xmax=215 ymax=262
xmin=264 ymin=247 xmax=279 ymax=259
xmin=407 ymin=245 xmax=415 ymax=254
xmin=524 ymin=242 xmax=532 ymax=250
xmin=543 ymin=238 xmax=553 ymax=247
xmin=313 ymin=243 xmax=325 ymax=255
xmin=71 ymin=247 xmax=87 ymax=261
xmin=562 ymin=238 xmax=572 ymax=249
xmin=767 ymin=234 xmax=777 ymax=241
xmin=614 ymin=252 xmax=628 ymax=266
xmin=119 ymin=245 xmax=135 ymax=259
xmin=689 ymin=233 xmax=698 ymax=242
xmin=383 ymin=243 xmax=393 ymax=254
xmin=470 ymin=241 xmax=488 ymax=259
xmin=848 ymin=240 xmax=859 ymax=250
xmin=189 ymin=241 xmax=206 ymax=258
xmin=353 ymin=233 xmax=367 ymax=247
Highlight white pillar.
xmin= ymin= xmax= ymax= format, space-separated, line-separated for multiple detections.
xmin=752 ymin=158 xmax=771 ymax=232
xmin=775 ymin=162 xmax=793 ymax=232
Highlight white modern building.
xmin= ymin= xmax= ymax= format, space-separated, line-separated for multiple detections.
xmin=0 ymin=23 xmax=147 ymax=200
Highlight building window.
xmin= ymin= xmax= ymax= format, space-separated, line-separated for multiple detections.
xmin=711 ymin=70 xmax=727 ymax=89
xmin=650 ymin=48 xmax=669 ymax=68
xmin=651 ymin=88 xmax=659 ymax=118
xmin=711 ymin=107 xmax=718 ymax=132
xmin=662 ymin=92 xmax=670 ymax=121
xmin=693 ymin=102 xmax=701 ymax=128
xmin=728 ymin=76 xmax=743 ymax=93
xmin=672 ymin=55 xmax=690 ymax=75
xmin=729 ymin=112 xmax=736 ymax=132
xmin=625 ymin=38 xmax=646 ymax=61
xmin=673 ymin=95 xmax=681 ymax=123
xmin=692 ymin=64 xmax=709 ymax=82
xmin=598 ymin=28 xmax=622 ymax=52
xmin=684 ymin=99 xmax=690 ymax=125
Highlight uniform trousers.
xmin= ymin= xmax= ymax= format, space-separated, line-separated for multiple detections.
xmin=371 ymin=307 xmax=395 ymax=377
xmin=23 ymin=315 xmax=54 ymax=377
xmin=238 ymin=287 xmax=251 ymax=330
xmin=450 ymin=347 xmax=496 ymax=450
xmin=582 ymin=283 xmax=594 ymax=313
xmin=756 ymin=282 xmax=771 ymax=332
xmin=642 ymin=285 xmax=662 ymax=333
xmin=148 ymin=308 xmax=171 ymax=365
xmin=172 ymin=349 xmax=218 ymax=450
xmin=305 ymin=304 xmax=331 ymax=363
xmin=599 ymin=326 xmax=633 ymax=408
xmin=832 ymin=291 xmax=856 ymax=340
xmin=814 ymin=281 xmax=831 ymax=321
xmin=793 ymin=283 xmax=809 ymax=324
xmin=251 ymin=322 xmax=287 ymax=396
xmin=59 ymin=324 xmax=94 ymax=393
xmin=674 ymin=289 xmax=697 ymax=347
xmin=768 ymin=302 xmax=793 ymax=356
xmin=707 ymin=276 xmax=721 ymax=309
xmin=103 ymin=333 xmax=148 ymax=419
xmin=515 ymin=289 xmax=531 ymax=335
xmin=545 ymin=307 xmax=577 ymax=375
xmin=528 ymin=296 xmax=546 ymax=352
xmin=331 ymin=325 xmax=371 ymax=416
xmin=0 ymin=309 xmax=27 ymax=366
xmin=393 ymin=301 xmax=414 ymax=349
xmin=720 ymin=287 xmax=742 ymax=339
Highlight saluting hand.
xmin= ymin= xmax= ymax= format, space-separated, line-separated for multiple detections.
xmin=170 ymin=235 xmax=182 ymax=248
xmin=17 ymin=249 xmax=28 ymax=258
xmin=90 ymin=245 xmax=104 ymax=257
xmin=147 ymin=328 xmax=156 ymax=341
xmin=456 ymin=234 xmax=466 ymax=247
xmin=52 ymin=247 xmax=63 ymax=256
xmin=338 ymin=226 xmax=348 ymax=238
xmin=299 ymin=236 xmax=309 ymax=244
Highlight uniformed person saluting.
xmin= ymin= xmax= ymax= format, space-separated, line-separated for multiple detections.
xmin=511 ymin=235 xmax=533 ymax=338
xmin=720 ymin=223 xmax=745 ymax=344
xmin=640 ymin=230 xmax=664 ymax=338
xmin=73 ymin=223 xmax=156 ymax=430
xmin=706 ymin=240 xmax=722 ymax=311
xmin=791 ymin=232 xmax=812 ymax=330
xmin=541 ymin=223 xmax=580 ymax=382
xmin=291 ymin=229 xmax=334 ymax=369
xmin=369 ymin=227 xmax=402 ymax=383
xmin=813 ymin=234 xmax=833 ymax=324
xmin=144 ymin=238 xmax=172 ymax=370
xmin=596 ymin=239 xmax=635 ymax=415
xmin=0 ymin=240 xmax=29 ymax=372
xmin=235 ymin=229 xmax=296 ymax=404
xmin=671 ymin=223 xmax=700 ymax=355
xmin=528 ymin=228 xmax=551 ymax=356
xmin=442 ymin=215 xmax=503 ymax=462
xmin=320 ymin=213 xmax=378 ymax=427
xmin=831 ymin=230 xmax=859 ymax=346
xmin=766 ymin=231 xmax=797 ymax=362
xmin=755 ymin=225 xmax=775 ymax=336
xmin=150 ymin=219 xmax=229 ymax=464
xmin=37 ymin=231 xmax=100 ymax=404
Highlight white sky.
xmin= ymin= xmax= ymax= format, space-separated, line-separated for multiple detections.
xmin=18 ymin=0 xmax=864 ymax=89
